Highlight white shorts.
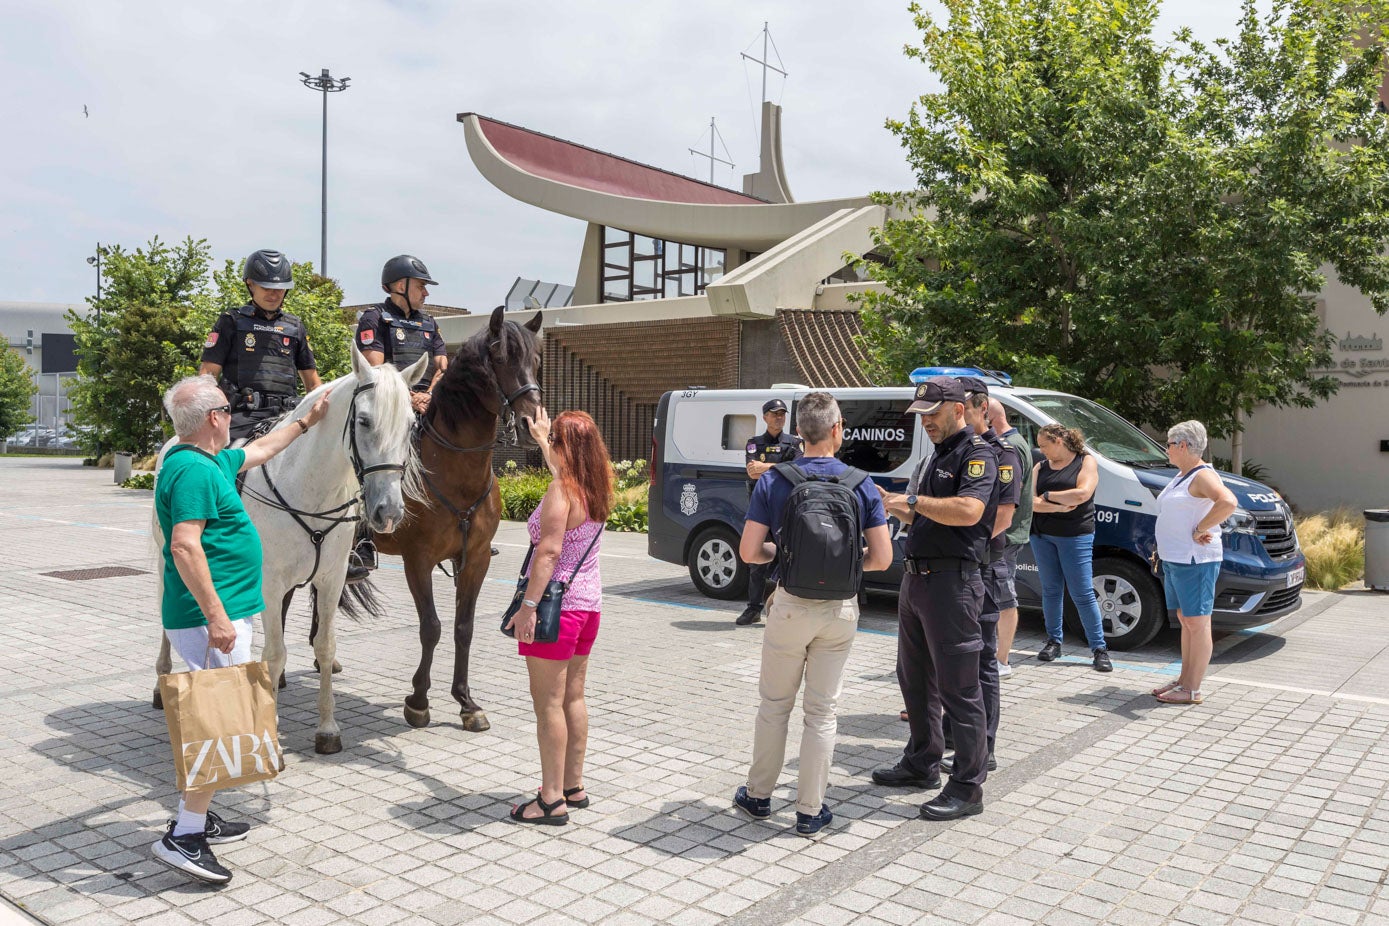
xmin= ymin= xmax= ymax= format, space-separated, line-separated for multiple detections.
xmin=165 ymin=617 xmax=256 ymax=672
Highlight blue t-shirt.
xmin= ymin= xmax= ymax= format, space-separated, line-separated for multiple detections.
xmin=746 ymin=456 xmax=888 ymax=539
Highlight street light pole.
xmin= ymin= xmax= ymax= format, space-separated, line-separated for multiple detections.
xmin=299 ymin=69 xmax=350 ymax=276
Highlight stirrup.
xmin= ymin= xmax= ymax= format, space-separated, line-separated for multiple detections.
xmin=351 ymin=541 xmax=378 ymax=571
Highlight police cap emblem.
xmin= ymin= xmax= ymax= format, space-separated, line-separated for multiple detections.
xmin=966 ymin=459 xmax=986 ymax=478
xmin=999 ymin=464 xmax=1014 ymax=484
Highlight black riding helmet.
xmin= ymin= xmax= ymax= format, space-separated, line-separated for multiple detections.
xmin=242 ymin=249 xmax=295 ymax=290
xmin=381 ymin=255 xmax=438 ymax=289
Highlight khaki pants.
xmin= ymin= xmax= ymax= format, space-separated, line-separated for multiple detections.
xmin=746 ymin=589 xmax=859 ymax=815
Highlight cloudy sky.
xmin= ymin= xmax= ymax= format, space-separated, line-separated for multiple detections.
xmin=2 ymin=0 xmax=1240 ymax=311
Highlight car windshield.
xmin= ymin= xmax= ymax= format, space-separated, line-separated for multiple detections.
xmin=1025 ymin=394 xmax=1169 ymax=466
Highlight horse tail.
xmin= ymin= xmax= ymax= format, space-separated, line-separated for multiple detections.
xmin=338 ymin=577 xmax=385 ymax=622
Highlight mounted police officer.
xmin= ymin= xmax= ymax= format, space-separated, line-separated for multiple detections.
xmin=200 ymin=249 xmax=321 ymax=442
xmin=738 ymin=398 xmax=803 ymax=626
xmin=355 ymin=255 xmax=448 ymax=416
xmin=872 ymin=376 xmax=997 ymax=821
xmin=347 ymin=256 xmax=450 ymax=582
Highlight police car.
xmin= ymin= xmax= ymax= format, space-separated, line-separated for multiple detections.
xmin=648 ymin=369 xmax=1306 ymax=650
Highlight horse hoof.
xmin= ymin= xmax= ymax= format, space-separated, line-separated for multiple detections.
xmin=278 ymin=673 xmax=287 ymax=690
xmin=152 ymin=690 xmax=163 ymax=710
xmin=403 ymin=704 xmax=430 ymax=728
xmin=313 ymin=659 xmax=343 ymax=675
xmin=314 ymin=733 xmax=343 ymax=755
xmin=460 ymin=710 xmax=491 ymax=733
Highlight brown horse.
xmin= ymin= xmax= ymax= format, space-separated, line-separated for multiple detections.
xmin=373 ymin=306 xmax=544 ymax=733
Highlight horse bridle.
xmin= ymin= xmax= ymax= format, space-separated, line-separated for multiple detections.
xmin=418 ymin=336 xmax=542 ymax=454
xmin=344 ymin=380 xmax=406 ymax=482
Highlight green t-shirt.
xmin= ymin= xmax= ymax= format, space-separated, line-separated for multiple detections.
xmin=156 ymin=445 xmax=264 ymax=629
xmin=1004 ymin=428 xmax=1035 ymax=546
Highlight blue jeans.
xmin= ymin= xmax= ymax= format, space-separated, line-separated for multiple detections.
xmin=1030 ymin=532 xmax=1107 ymax=650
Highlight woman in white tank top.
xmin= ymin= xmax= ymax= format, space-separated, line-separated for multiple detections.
xmin=1152 ymin=421 xmax=1238 ymax=705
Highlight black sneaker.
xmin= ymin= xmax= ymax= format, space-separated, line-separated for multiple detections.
xmin=151 ymin=829 xmax=232 ymax=884
xmin=1093 ymin=649 xmax=1113 ymax=673
xmin=795 ymin=804 xmax=833 ymax=839
xmin=735 ymin=605 xmax=763 ymax=626
xmin=1038 ymin=640 xmax=1062 ymax=662
xmin=871 ymin=763 xmax=942 ymax=789
xmin=733 ymin=786 xmax=771 ymax=819
xmin=163 ymin=812 xmax=250 ymax=845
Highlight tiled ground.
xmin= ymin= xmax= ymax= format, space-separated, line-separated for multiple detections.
xmin=0 ymin=457 xmax=1385 ymax=926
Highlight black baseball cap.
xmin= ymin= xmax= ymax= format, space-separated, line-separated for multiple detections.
xmin=956 ymin=375 xmax=990 ymax=398
xmin=907 ymin=376 xmax=966 ymax=414
xmin=762 ymin=398 xmax=788 ymax=414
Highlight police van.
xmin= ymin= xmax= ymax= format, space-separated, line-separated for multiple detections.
xmin=647 ymin=369 xmax=1306 ymax=649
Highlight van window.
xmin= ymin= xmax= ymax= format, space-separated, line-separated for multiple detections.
xmin=722 ymin=414 xmax=757 ymax=451
xmin=1026 ymin=395 xmax=1168 ymax=466
xmin=835 ymin=399 xmax=915 ymax=473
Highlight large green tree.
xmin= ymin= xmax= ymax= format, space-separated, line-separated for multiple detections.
xmin=0 ymin=340 xmax=38 ymax=441
xmin=860 ymin=0 xmax=1389 ymax=469
xmin=66 ymin=237 xmax=212 ymax=455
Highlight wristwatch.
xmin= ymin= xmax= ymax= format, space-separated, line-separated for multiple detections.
xmin=906 ymin=494 xmax=918 ymax=510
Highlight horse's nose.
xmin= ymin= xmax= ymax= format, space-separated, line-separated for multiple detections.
xmin=369 ymin=495 xmax=405 ymax=532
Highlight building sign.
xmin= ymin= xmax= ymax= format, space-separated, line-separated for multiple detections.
xmin=1318 ymin=331 xmax=1389 ymax=387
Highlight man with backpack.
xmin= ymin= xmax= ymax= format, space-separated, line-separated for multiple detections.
xmin=732 ymin=392 xmax=893 ymax=838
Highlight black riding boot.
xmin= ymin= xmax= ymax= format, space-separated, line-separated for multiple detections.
xmin=346 ymin=529 xmax=376 ymax=585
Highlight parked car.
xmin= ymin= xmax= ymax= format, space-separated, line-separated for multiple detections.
xmin=648 ymin=370 xmax=1305 ymax=649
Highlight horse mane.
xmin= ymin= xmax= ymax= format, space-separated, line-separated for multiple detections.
xmin=425 ymin=326 xmax=500 ymax=434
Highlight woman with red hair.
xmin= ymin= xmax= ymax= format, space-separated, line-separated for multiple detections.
xmin=506 ymin=408 xmax=614 ymax=825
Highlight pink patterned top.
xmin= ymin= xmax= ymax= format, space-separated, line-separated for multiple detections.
xmin=525 ymin=502 xmax=603 ymax=612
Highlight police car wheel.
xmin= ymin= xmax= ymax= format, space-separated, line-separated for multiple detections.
xmin=687 ymin=526 xmax=748 ymax=600
xmin=1064 ymin=556 xmax=1163 ymax=651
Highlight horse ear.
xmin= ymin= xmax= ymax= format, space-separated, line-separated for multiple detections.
xmin=402 ymin=353 xmax=430 ymax=388
xmin=489 ymin=305 xmax=505 ymax=336
xmin=351 ymin=341 xmax=370 ymax=379
xmin=524 ymin=311 xmax=543 ymax=333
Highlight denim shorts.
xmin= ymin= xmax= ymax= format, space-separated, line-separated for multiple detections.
xmin=1162 ymin=561 xmax=1220 ymax=617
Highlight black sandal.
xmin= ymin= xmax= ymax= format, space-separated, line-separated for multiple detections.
xmin=564 ymin=786 xmax=590 ymax=809
xmin=508 ymin=793 xmax=569 ymax=826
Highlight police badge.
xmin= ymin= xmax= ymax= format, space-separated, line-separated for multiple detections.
xmin=395 ymin=328 xmax=406 ymax=341
xmin=999 ymin=464 xmax=1014 ymax=484
xmin=679 ymin=483 xmax=699 ymax=516
xmin=967 ymin=459 xmax=986 ymax=478
xmin=244 ymin=333 xmax=256 ymax=348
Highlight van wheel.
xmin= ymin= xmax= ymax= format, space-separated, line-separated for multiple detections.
xmin=1065 ymin=557 xmax=1163 ymax=651
xmin=688 ymin=526 xmax=747 ymax=600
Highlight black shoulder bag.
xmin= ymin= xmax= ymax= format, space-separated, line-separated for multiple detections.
xmin=501 ymin=527 xmax=603 ymax=643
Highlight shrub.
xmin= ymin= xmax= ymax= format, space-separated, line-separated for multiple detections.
xmin=1295 ymin=508 xmax=1364 ymax=591
xmin=121 ymin=472 xmax=156 ymax=490
xmin=607 ymin=501 xmax=648 ymax=533
xmin=613 ymin=459 xmax=648 ymax=491
xmin=1210 ymin=457 xmax=1270 ymax=482
xmin=497 ymin=468 xmax=551 ymax=521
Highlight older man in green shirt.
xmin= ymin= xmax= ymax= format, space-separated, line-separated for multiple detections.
xmin=152 ymin=374 xmax=327 ymax=884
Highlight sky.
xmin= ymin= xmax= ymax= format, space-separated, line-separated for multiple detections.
xmin=0 ymin=0 xmax=1242 ymax=312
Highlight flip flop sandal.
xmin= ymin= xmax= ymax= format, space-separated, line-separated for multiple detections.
xmin=1151 ymin=680 xmax=1181 ymax=697
xmin=508 ymin=793 xmax=569 ymax=826
xmin=1155 ymin=686 xmax=1203 ymax=705
xmin=564 ymin=786 xmax=590 ymax=809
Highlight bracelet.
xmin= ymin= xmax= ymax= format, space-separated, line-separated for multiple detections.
xmin=522 ymin=599 xmax=539 ymax=609
xmin=296 ymin=419 xmax=310 ymax=435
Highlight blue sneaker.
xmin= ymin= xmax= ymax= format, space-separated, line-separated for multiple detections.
xmin=733 ymin=786 xmax=771 ymax=819
xmin=795 ymin=804 xmax=833 ymax=838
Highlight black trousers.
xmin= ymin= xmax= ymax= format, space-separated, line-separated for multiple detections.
xmin=748 ymin=562 xmax=771 ymax=609
xmin=897 ymin=569 xmax=988 ymax=803
xmin=229 ymin=409 xmax=280 ymax=443
xmin=943 ymin=561 xmax=1004 ymax=752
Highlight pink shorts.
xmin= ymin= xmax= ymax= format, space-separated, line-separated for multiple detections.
xmin=518 ymin=610 xmax=601 ymax=661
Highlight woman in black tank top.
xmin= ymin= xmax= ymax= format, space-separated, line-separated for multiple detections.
xmin=1030 ymin=425 xmax=1111 ymax=670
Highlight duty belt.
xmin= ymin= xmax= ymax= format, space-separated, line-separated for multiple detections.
xmin=235 ymin=391 xmax=300 ymax=412
xmin=902 ymin=556 xmax=981 ymax=575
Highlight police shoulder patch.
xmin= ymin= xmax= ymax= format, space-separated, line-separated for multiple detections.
xmin=999 ymin=464 xmax=1014 ymax=484
xmin=747 ymin=441 xmax=757 ymax=453
xmin=360 ymin=329 xmax=374 ymax=345
xmin=966 ymin=459 xmax=986 ymax=478
xmin=203 ymin=331 xmax=218 ymax=349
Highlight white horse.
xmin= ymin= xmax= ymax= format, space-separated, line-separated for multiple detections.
xmin=152 ymin=346 xmax=429 ymax=754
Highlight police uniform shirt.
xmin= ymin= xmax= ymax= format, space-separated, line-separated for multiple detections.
xmin=981 ymin=428 xmax=1022 ymax=551
xmin=355 ymin=302 xmax=447 ymax=370
xmin=745 ymin=431 xmax=803 ymax=480
xmin=906 ymin=425 xmax=999 ymax=562
xmin=201 ymin=304 xmax=316 ymax=395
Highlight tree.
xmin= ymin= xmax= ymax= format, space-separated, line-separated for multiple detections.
xmin=858 ymin=0 xmax=1389 ymax=466
xmin=858 ymin=0 xmax=1184 ymax=428
xmin=192 ymin=259 xmax=354 ymax=382
xmin=66 ymin=237 xmax=212 ymax=455
xmin=1159 ymin=0 xmax=1389 ymax=469
xmin=0 ymin=340 xmax=37 ymax=441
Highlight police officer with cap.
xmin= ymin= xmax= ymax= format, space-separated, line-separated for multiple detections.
xmin=355 ymin=255 xmax=449 ymax=415
xmin=738 ymin=398 xmax=803 ymax=626
xmin=872 ymin=376 xmax=997 ymax=821
xmin=939 ymin=375 xmax=1018 ymax=774
xmin=200 ymin=249 xmax=321 ymax=442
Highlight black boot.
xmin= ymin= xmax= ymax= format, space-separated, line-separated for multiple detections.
xmin=346 ymin=537 xmax=376 ymax=585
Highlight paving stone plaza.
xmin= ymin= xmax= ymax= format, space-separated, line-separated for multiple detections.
xmin=1 ymin=456 xmax=1387 ymax=926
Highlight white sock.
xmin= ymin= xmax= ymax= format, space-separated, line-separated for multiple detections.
xmin=172 ymin=809 xmax=206 ymax=839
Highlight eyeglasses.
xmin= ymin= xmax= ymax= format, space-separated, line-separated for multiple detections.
xmin=1166 ymin=440 xmax=1180 ymax=447
xmin=210 ymin=405 xmax=231 ymax=417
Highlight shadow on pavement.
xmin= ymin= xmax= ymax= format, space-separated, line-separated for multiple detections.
xmin=670 ymin=619 xmax=741 ymax=632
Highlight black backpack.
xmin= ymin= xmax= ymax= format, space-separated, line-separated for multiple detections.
xmin=773 ymin=462 xmax=869 ymax=601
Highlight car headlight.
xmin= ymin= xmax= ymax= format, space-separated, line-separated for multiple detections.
xmin=1222 ymin=507 xmax=1258 ymax=534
